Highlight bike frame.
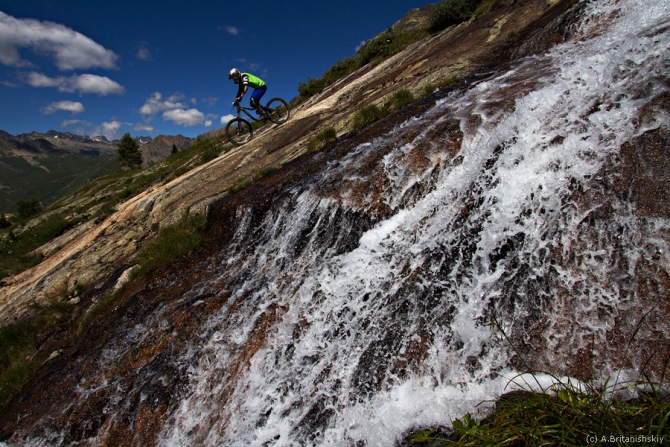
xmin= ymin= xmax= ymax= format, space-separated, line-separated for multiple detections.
xmin=233 ymin=104 xmax=266 ymax=122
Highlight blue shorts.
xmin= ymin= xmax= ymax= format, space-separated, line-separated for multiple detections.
xmin=250 ymin=86 xmax=267 ymax=104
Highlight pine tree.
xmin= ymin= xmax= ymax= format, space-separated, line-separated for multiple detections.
xmin=171 ymin=143 xmax=178 ymax=155
xmin=16 ymin=199 xmax=42 ymax=220
xmin=116 ymin=133 xmax=143 ymax=169
xmin=0 ymin=214 xmax=11 ymax=229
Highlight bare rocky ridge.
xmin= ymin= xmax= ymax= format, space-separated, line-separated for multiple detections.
xmin=140 ymin=134 xmax=194 ymax=167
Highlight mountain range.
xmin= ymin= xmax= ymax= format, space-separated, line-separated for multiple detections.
xmin=0 ymin=130 xmax=193 ymax=214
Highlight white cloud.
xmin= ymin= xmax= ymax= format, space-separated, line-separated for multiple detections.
xmin=0 ymin=11 xmax=118 ymax=71
xmin=136 ymin=41 xmax=152 ymax=61
xmin=100 ymin=120 xmax=124 ymax=140
xmin=139 ymin=92 xmax=188 ymax=118
xmin=61 ymin=119 xmax=90 ymax=127
xmin=204 ymin=120 xmax=212 ymax=127
xmin=26 ymin=71 xmax=125 ymax=95
xmin=133 ymin=124 xmax=155 ymax=133
xmin=225 ymin=26 xmax=239 ymax=35
xmin=70 ymin=74 xmax=125 ymax=95
xmin=163 ymin=108 xmax=205 ymax=127
xmin=220 ymin=114 xmax=234 ymax=124
xmin=202 ymin=96 xmax=218 ymax=107
xmin=41 ymin=100 xmax=84 ymax=115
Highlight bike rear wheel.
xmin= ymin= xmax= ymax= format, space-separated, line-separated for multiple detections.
xmin=226 ymin=118 xmax=253 ymax=146
xmin=265 ymin=98 xmax=290 ymax=124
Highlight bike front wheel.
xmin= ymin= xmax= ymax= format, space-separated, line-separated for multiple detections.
xmin=226 ymin=118 xmax=253 ymax=146
xmin=265 ymin=98 xmax=290 ymax=125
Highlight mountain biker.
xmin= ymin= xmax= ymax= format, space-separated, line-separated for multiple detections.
xmin=228 ymin=68 xmax=267 ymax=117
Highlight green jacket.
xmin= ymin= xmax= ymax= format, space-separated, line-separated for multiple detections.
xmin=241 ymin=73 xmax=266 ymax=89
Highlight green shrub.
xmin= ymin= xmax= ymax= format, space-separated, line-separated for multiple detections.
xmin=423 ymin=76 xmax=461 ymax=98
xmin=428 ymin=0 xmax=480 ymax=33
xmin=132 ymin=213 xmax=205 ymax=277
xmin=351 ymin=90 xmax=418 ymax=131
xmin=0 ymin=301 xmax=75 ymax=410
xmin=411 ymin=379 xmax=670 ymax=446
xmin=353 ymin=104 xmax=386 ymax=130
xmin=16 ymin=198 xmax=42 ymax=220
xmin=298 ymin=76 xmax=327 ymax=98
xmin=0 ymin=213 xmax=82 ymax=279
xmin=297 ymin=29 xmax=426 ymax=100
xmin=387 ymin=89 xmax=415 ymax=111
xmin=473 ymin=0 xmax=515 ymax=18
xmin=227 ymin=179 xmax=254 ymax=195
xmin=506 ymin=30 xmax=520 ymax=42
xmin=0 ymin=214 xmax=11 ymax=229
xmin=307 ymin=127 xmax=338 ymax=153
xmin=227 ymin=165 xmax=279 ymax=194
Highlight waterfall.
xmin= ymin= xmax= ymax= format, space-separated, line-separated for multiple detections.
xmin=156 ymin=1 xmax=670 ymax=445
xmin=5 ymin=0 xmax=669 ymax=445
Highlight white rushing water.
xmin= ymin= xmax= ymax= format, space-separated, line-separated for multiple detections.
xmin=148 ymin=1 xmax=670 ymax=445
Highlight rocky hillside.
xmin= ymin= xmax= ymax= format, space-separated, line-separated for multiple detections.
xmin=140 ymin=134 xmax=194 ymax=167
xmin=0 ymin=0 xmax=569 ymax=324
xmin=0 ymin=0 xmax=575 ymax=324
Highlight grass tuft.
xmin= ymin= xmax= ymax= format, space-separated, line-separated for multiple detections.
xmin=307 ymin=127 xmax=338 ymax=153
xmin=132 ymin=213 xmax=206 ymax=278
xmin=0 ymin=300 xmax=75 ymax=410
xmin=411 ymin=379 xmax=670 ymax=446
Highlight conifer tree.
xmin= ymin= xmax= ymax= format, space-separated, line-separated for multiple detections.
xmin=0 ymin=214 xmax=11 ymax=229
xmin=116 ymin=133 xmax=143 ymax=169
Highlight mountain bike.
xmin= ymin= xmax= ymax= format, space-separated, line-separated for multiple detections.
xmin=225 ymin=98 xmax=290 ymax=146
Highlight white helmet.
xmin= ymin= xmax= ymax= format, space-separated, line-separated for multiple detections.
xmin=228 ymin=68 xmax=240 ymax=81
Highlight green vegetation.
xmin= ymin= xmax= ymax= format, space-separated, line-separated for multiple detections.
xmin=16 ymin=199 xmax=42 ymax=220
xmin=410 ymin=314 xmax=670 ymax=445
xmin=294 ymin=0 xmax=502 ymax=102
xmin=77 ymin=212 xmax=206 ymax=332
xmin=116 ymin=133 xmax=143 ymax=169
xmin=0 ymin=300 xmax=75 ymax=410
xmin=353 ymin=104 xmax=387 ymax=130
xmin=0 ymin=212 xmax=85 ymax=279
xmin=0 ymin=150 xmax=120 ymax=216
xmin=352 ymin=89 xmax=417 ymax=130
xmin=428 ymin=0 xmax=480 ymax=32
xmin=506 ymin=30 xmax=520 ymax=43
xmin=132 ymin=212 xmax=206 ymax=278
xmin=423 ymin=75 xmax=461 ymax=97
xmin=227 ymin=165 xmax=279 ymax=195
xmin=1 ymin=134 xmax=231 ymax=281
xmin=307 ymin=127 xmax=338 ymax=153
xmin=297 ymin=28 xmax=427 ymax=101
xmin=411 ymin=379 xmax=670 ymax=446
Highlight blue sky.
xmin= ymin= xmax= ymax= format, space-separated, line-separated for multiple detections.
xmin=0 ymin=0 xmax=435 ymax=140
